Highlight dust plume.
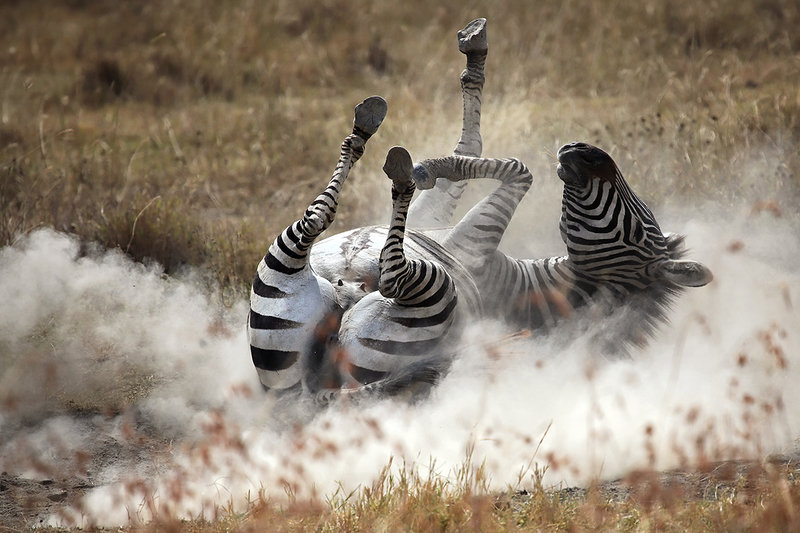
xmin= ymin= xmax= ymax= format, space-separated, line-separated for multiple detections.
xmin=0 ymin=189 xmax=798 ymax=527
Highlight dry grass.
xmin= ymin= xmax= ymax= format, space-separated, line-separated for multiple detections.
xmin=2 ymin=0 xmax=800 ymax=530
xmin=3 ymin=0 xmax=799 ymax=296
xmin=37 ymin=457 xmax=798 ymax=532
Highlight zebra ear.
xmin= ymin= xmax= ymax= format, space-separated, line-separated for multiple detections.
xmin=658 ymin=259 xmax=713 ymax=287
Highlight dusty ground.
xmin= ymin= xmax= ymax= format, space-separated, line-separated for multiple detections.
xmin=1 ymin=409 xmax=798 ymax=530
xmin=0 ymin=412 xmax=174 ymax=529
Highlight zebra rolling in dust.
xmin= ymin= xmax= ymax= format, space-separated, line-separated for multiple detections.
xmin=247 ymin=18 xmax=713 ymax=404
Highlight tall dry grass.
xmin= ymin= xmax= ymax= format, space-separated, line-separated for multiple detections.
xmin=2 ymin=0 xmax=798 ymax=296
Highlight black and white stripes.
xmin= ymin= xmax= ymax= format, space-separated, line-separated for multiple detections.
xmin=246 ymin=18 xmax=713 ymax=403
xmin=407 ymin=142 xmax=713 ymax=343
xmin=336 ymin=147 xmax=474 ymax=386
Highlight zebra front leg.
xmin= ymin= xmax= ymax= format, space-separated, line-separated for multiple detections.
xmin=337 ymin=147 xmax=460 ymax=387
xmin=407 ymin=18 xmax=488 ymax=228
xmin=248 ymin=96 xmax=387 ymax=394
xmin=411 ymin=155 xmax=533 ymax=272
xmin=454 ymin=17 xmax=487 ymax=158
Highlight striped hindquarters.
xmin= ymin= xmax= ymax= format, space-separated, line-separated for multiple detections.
xmin=337 ymin=271 xmax=460 ymax=384
xmin=335 ymin=155 xmax=482 ymax=386
xmin=248 ymin=257 xmax=337 ymax=393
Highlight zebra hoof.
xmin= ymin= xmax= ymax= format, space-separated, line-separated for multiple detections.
xmin=354 ymin=96 xmax=388 ymax=137
xmin=383 ymin=146 xmax=414 ymax=191
xmin=457 ymin=18 xmax=487 ymax=55
xmin=412 ymin=163 xmax=436 ymax=190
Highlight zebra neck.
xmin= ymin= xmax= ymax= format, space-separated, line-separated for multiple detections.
xmin=484 ymin=253 xmax=683 ymax=345
xmin=480 ymin=253 xmax=662 ymax=331
xmin=474 ymin=254 xmax=579 ymax=330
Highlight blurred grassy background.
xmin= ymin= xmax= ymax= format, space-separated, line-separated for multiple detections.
xmin=1 ymin=0 xmax=798 ymax=298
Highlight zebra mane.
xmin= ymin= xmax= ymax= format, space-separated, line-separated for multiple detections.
xmin=595 ymin=232 xmax=692 ymax=354
xmin=624 ymin=278 xmax=685 ymax=346
xmin=664 ymin=232 xmax=689 ymax=260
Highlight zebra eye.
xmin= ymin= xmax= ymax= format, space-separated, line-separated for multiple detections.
xmin=337 ymin=279 xmax=344 ymax=286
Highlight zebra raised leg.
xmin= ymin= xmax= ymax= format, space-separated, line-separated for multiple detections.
xmin=412 ymin=154 xmax=534 ymax=274
xmin=407 ymin=17 xmax=488 ymax=229
xmin=309 ymin=18 xmax=488 ymax=310
xmin=336 ymin=147 xmax=463 ymax=389
xmin=248 ymin=96 xmax=387 ymax=394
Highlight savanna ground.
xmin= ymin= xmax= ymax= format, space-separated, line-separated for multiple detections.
xmin=1 ymin=0 xmax=800 ymax=531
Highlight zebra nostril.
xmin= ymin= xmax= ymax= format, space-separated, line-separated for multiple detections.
xmin=337 ymin=279 xmax=344 ymax=286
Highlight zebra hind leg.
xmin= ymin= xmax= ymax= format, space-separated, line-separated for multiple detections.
xmin=301 ymin=95 xmax=389 ymax=241
xmin=263 ymin=95 xmax=388 ymax=273
xmin=322 ymin=147 xmax=462 ymax=406
xmin=248 ymin=96 xmax=387 ymax=395
xmin=379 ymin=147 xmax=458 ymax=308
xmin=407 ymin=18 xmax=488 ymax=228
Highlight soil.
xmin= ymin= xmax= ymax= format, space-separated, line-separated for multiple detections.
xmin=0 ymin=412 xmax=174 ymax=530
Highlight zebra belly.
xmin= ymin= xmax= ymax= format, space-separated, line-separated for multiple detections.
xmin=310 ymin=226 xmax=383 ymax=310
xmin=310 ymin=225 xmax=483 ymax=316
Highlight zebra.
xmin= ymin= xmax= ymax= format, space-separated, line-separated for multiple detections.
xmin=248 ymin=18 xmax=713 ymax=401
xmin=252 ymin=138 xmax=713 ymax=401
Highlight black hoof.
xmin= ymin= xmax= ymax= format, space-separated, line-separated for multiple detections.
xmin=383 ymin=146 xmax=414 ymax=191
xmin=457 ymin=18 xmax=487 ymax=55
xmin=354 ymin=96 xmax=388 ymax=137
xmin=411 ymin=163 xmax=436 ymax=190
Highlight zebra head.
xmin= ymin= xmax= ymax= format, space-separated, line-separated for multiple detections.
xmin=556 ymin=142 xmax=712 ymax=290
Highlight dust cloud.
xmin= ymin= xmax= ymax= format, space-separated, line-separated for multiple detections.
xmin=1 ymin=191 xmax=798 ymax=526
